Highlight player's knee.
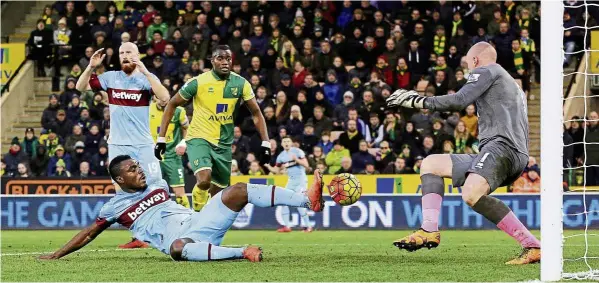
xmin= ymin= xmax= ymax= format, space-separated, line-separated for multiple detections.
xmin=420 ymin=155 xmax=451 ymax=177
xmin=170 ymin=238 xmax=195 ymax=261
xmin=420 ymin=156 xmax=439 ymax=176
xmin=228 ymin=182 xmax=248 ymax=200
xmin=461 ymin=187 xmax=484 ymax=207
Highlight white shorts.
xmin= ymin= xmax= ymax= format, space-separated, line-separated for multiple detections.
xmin=286 ymin=175 xmax=308 ymax=193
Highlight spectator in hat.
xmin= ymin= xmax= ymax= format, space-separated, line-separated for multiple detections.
xmin=513 ymin=165 xmax=541 ymax=193
xmin=53 ymin=17 xmax=71 ymax=59
xmin=92 ymin=31 xmax=108 ymax=50
xmin=64 ymin=124 xmax=86 ymax=154
xmin=148 ymin=56 xmax=165 ymax=79
xmin=331 ymin=56 xmax=349 ymax=85
xmin=373 ymin=56 xmax=394 ymax=85
xmin=51 ymin=109 xmax=74 ymax=139
xmin=406 ymin=40 xmax=429 ymax=79
xmin=52 ymin=159 xmax=72 ymax=177
xmin=360 ymin=163 xmax=380 ymax=175
xmin=333 ymin=91 xmax=355 ymax=129
xmin=300 ymin=123 xmax=319 ymax=154
xmin=21 ymin=128 xmax=39 ymax=159
xmin=323 ymin=69 xmax=344 ymax=106
xmin=413 ymin=155 xmax=425 ymax=174
xmin=91 ymin=15 xmax=113 ymax=41
xmin=42 ymin=94 xmax=61 ymax=129
xmin=77 ymin=108 xmax=93 ymax=134
xmin=47 ymin=145 xmax=72 ymax=176
xmin=91 ymin=142 xmax=109 ymax=176
xmin=277 ymin=73 xmax=297 ymax=100
xmin=352 ymin=140 xmax=375 ymax=173
xmin=66 ymin=95 xmax=86 ymax=123
xmin=325 ymin=139 xmax=350 ymax=174
xmin=70 ymin=141 xmax=91 ymax=176
xmin=28 ymin=19 xmax=53 ymax=76
xmin=349 ymin=58 xmax=370 ymax=83
xmin=286 ymin=105 xmax=305 ymax=137
xmin=3 ymin=137 xmax=28 ymax=177
xmin=39 ymin=128 xmax=62 ymax=156
xmin=60 ymin=77 xmax=81 ymax=107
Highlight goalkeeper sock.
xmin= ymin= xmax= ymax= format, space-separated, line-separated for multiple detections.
xmin=246 ymin=184 xmax=309 ymax=208
xmin=420 ymin=174 xmax=445 ymax=232
xmin=182 ymin=242 xmax=244 ymax=261
xmin=280 ymin=206 xmax=291 ymax=227
xmin=472 ymin=195 xmax=540 ymax=248
xmin=497 ymin=212 xmax=541 ymax=248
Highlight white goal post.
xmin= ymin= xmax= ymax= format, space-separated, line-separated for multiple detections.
xmin=540 ymin=1 xmax=564 ymax=281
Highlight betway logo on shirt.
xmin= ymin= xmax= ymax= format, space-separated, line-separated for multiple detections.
xmin=107 ymin=88 xmax=151 ymax=107
xmin=117 ymin=189 xmax=169 ymax=228
xmin=112 ymin=91 xmax=143 ymax=102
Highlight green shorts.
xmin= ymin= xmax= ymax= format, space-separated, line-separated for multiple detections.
xmin=186 ymin=138 xmax=232 ymax=188
xmin=160 ymin=157 xmax=185 ymax=187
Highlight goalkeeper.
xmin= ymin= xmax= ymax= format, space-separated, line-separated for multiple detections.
xmin=155 ymin=45 xmax=271 ymax=211
xmin=387 ymin=42 xmax=540 ymax=265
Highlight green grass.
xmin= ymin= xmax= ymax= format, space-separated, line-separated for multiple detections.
xmin=1 ymin=230 xmax=597 ymax=282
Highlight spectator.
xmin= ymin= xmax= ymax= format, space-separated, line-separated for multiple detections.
xmin=493 ymin=21 xmax=515 ymax=67
xmin=304 ymin=106 xmax=331 ymax=138
xmin=512 ymin=165 xmax=541 ymax=193
xmin=375 ymin=140 xmax=397 ymax=172
xmin=249 ymin=25 xmax=268 ymax=56
xmin=460 ymin=104 xmax=479 ymax=138
xmin=454 ymin=121 xmax=477 ymax=154
xmin=360 ymin=163 xmax=380 ymax=175
xmin=230 ymin=160 xmax=242 ymax=177
xmin=394 ymin=57 xmax=411 ymax=89
xmin=30 ymin=144 xmax=49 ymax=177
xmin=112 ymin=17 xmax=127 ymax=47
xmin=411 ymin=108 xmax=434 ymax=136
xmin=233 ymin=126 xmax=251 ymax=154
xmin=248 ymin=161 xmax=265 ymax=176
xmin=47 ymin=145 xmax=72 ymax=176
xmin=130 ymin=21 xmax=148 ymax=46
xmin=42 ymin=94 xmax=60 ymax=129
xmin=587 ymin=111 xmax=599 ymax=185
xmin=3 ymin=137 xmax=28 ymax=177
xmin=146 ymin=14 xmax=168 ymax=42
xmin=421 ymin=136 xmax=438 ymax=157
xmin=64 ymin=124 xmax=86 ymax=154
xmin=335 ymin=157 xmax=353 ymax=174
xmin=77 ymin=161 xmax=93 ymax=177
xmin=325 ymin=140 xmax=350 ymax=174
xmin=413 ymin=155 xmax=424 ymax=174
xmin=39 ymin=128 xmax=62 ymax=156
xmin=261 ymin=106 xmax=278 ymax=140
xmin=53 ymin=17 xmax=71 ymax=60
xmin=83 ymin=1 xmax=100 ymax=24
xmin=70 ymin=141 xmax=90 ymax=176
xmin=286 ymin=105 xmax=305 ymax=137
xmin=91 ymin=15 xmax=112 ymax=41
xmin=89 ymin=93 xmax=107 ymax=121
xmin=91 ymin=142 xmax=109 ymax=176
xmin=162 ymin=44 xmax=182 ymax=78
xmin=105 ymin=3 xmax=119 ymax=24
xmin=21 ymin=128 xmax=39 ymax=159
xmin=16 ymin=162 xmax=32 ymax=178
xmin=307 ymin=145 xmax=325 ymax=173
xmin=367 ymin=113 xmax=385 ymax=148
xmin=66 ymin=95 xmax=86 ymax=123
xmin=383 ymin=112 xmax=402 ymax=147
xmin=384 ymin=157 xmax=413 ymax=174
xmin=338 ymin=119 xmax=364 ymax=154
xmin=274 ymin=90 xmax=292 ymax=125
xmin=52 ymin=159 xmax=72 ymax=177
xmin=292 ymin=61 xmax=308 ymax=90
xmin=300 ymin=123 xmax=319 ymax=154
xmin=472 ymin=27 xmax=491 ymax=45
xmin=508 ymin=39 xmax=532 ymax=94
xmin=569 ymin=117 xmax=584 ymax=159
xmin=347 ymin=107 xmax=370 ymax=139
xmin=51 ymin=109 xmax=73 ymax=139
xmin=352 ymin=140 xmax=375 ymax=173
xmin=60 ymin=78 xmax=80 ymax=107
xmin=70 ymin=15 xmax=92 ymax=60
xmin=151 ymin=31 xmax=168 ymax=54
xmin=432 ymin=119 xmax=453 ymax=153
xmin=85 ymin=124 xmax=103 ymax=153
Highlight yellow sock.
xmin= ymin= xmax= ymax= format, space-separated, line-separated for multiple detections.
xmin=192 ymin=186 xmax=210 ymax=212
xmin=175 ymin=195 xmax=191 ymax=209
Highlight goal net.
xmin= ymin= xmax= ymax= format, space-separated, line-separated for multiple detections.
xmin=542 ymin=1 xmax=599 ymax=281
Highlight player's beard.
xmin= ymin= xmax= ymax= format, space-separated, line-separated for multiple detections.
xmin=122 ymin=62 xmax=136 ymax=74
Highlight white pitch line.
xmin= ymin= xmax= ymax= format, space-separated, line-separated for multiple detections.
xmin=1 ymin=248 xmax=152 ymax=257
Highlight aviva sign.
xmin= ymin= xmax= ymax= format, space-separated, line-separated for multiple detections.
xmin=0 ymin=43 xmax=26 ymax=87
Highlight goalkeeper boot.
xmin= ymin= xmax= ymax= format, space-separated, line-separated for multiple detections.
xmin=176 ymin=195 xmax=191 ymax=209
xmin=243 ymin=246 xmax=263 ymax=262
xmin=192 ymin=186 xmax=210 ymax=212
xmin=393 ymin=229 xmax=441 ymax=252
xmin=306 ymin=169 xmax=324 ymax=212
xmin=505 ymin=248 xmax=540 ymax=265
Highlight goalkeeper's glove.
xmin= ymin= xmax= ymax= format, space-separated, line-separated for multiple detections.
xmin=258 ymin=141 xmax=271 ymax=166
xmin=154 ymin=137 xmax=166 ymax=161
xmin=386 ymin=89 xmax=427 ymax=109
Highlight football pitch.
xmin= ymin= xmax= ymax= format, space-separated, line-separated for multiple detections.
xmin=1 ymin=230 xmax=596 ymax=282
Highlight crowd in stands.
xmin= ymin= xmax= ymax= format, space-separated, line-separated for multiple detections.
xmin=3 ymin=1 xmax=588 ymax=189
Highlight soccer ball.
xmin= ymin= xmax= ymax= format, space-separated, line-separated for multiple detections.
xmin=327 ymin=173 xmax=362 ymax=205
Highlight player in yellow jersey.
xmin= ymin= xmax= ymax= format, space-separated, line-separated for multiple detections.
xmin=149 ymin=98 xmax=191 ymax=208
xmin=155 ymin=45 xmax=271 ymax=211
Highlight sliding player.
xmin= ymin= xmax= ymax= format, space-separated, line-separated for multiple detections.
xmin=386 ymin=42 xmax=540 ymax=264
xmin=39 ymin=155 xmax=325 ymax=262
xmin=76 ymin=42 xmax=170 ymax=249
xmin=265 ymin=137 xmax=314 ymax=233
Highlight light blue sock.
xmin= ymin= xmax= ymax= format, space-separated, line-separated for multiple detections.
xmin=246 ymin=184 xmax=309 ymax=208
xmin=181 ymin=242 xmax=244 ymax=261
xmin=297 ymin=207 xmax=312 ymax=228
xmin=280 ymin=206 xmax=291 ymax=227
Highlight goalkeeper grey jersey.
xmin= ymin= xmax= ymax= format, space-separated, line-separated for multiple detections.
xmin=424 ymin=63 xmax=529 ymax=155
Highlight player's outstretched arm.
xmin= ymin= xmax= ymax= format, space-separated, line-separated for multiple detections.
xmin=76 ymin=48 xmax=105 ymax=91
xmin=38 ymin=222 xmax=108 ymax=260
